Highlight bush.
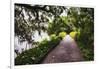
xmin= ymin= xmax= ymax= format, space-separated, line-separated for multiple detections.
xmin=15 ymin=35 xmax=61 ymax=65
xmin=50 ymin=34 xmax=57 ymax=40
xmin=58 ymin=32 xmax=67 ymax=39
xmin=69 ymin=31 xmax=77 ymax=39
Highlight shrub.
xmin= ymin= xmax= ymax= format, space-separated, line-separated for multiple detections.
xmin=58 ymin=32 xmax=67 ymax=39
xmin=50 ymin=34 xmax=57 ymax=40
xmin=69 ymin=31 xmax=77 ymax=39
xmin=15 ymin=35 xmax=61 ymax=65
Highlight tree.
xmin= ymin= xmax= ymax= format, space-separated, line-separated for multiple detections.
xmin=15 ymin=4 xmax=94 ymax=64
xmin=67 ymin=7 xmax=94 ymax=60
xmin=15 ymin=3 xmax=65 ymax=43
xmin=47 ymin=7 xmax=94 ymax=60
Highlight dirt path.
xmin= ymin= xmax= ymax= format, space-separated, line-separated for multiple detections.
xmin=42 ymin=35 xmax=84 ymax=63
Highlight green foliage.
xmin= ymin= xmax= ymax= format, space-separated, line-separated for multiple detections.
xmin=47 ymin=16 xmax=73 ymax=35
xmin=15 ymin=4 xmax=65 ymax=43
xmin=15 ymin=35 xmax=61 ymax=65
xmin=78 ymin=42 xmax=94 ymax=60
xmin=47 ymin=7 xmax=94 ymax=61
xmin=50 ymin=34 xmax=57 ymax=40
xmin=58 ymin=32 xmax=67 ymax=39
xmin=69 ymin=8 xmax=94 ymax=61
xmin=15 ymin=4 xmax=94 ymax=65
xmin=69 ymin=31 xmax=77 ymax=39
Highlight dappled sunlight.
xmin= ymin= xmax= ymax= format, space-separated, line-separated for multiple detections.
xmin=32 ymin=30 xmax=50 ymax=42
xmin=14 ymin=4 xmax=94 ymax=65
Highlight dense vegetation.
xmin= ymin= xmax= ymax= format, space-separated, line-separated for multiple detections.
xmin=15 ymin=35 xmax=61 ymax=65
xmin=15 ymin=4 xmax=94 ymax=65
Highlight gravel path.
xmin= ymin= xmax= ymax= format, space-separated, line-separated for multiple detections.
xmin=42 ymin=35 xmax=84 ymax=63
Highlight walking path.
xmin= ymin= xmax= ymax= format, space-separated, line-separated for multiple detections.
xmin=42 ymin=35 xmax=84 ymax=63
